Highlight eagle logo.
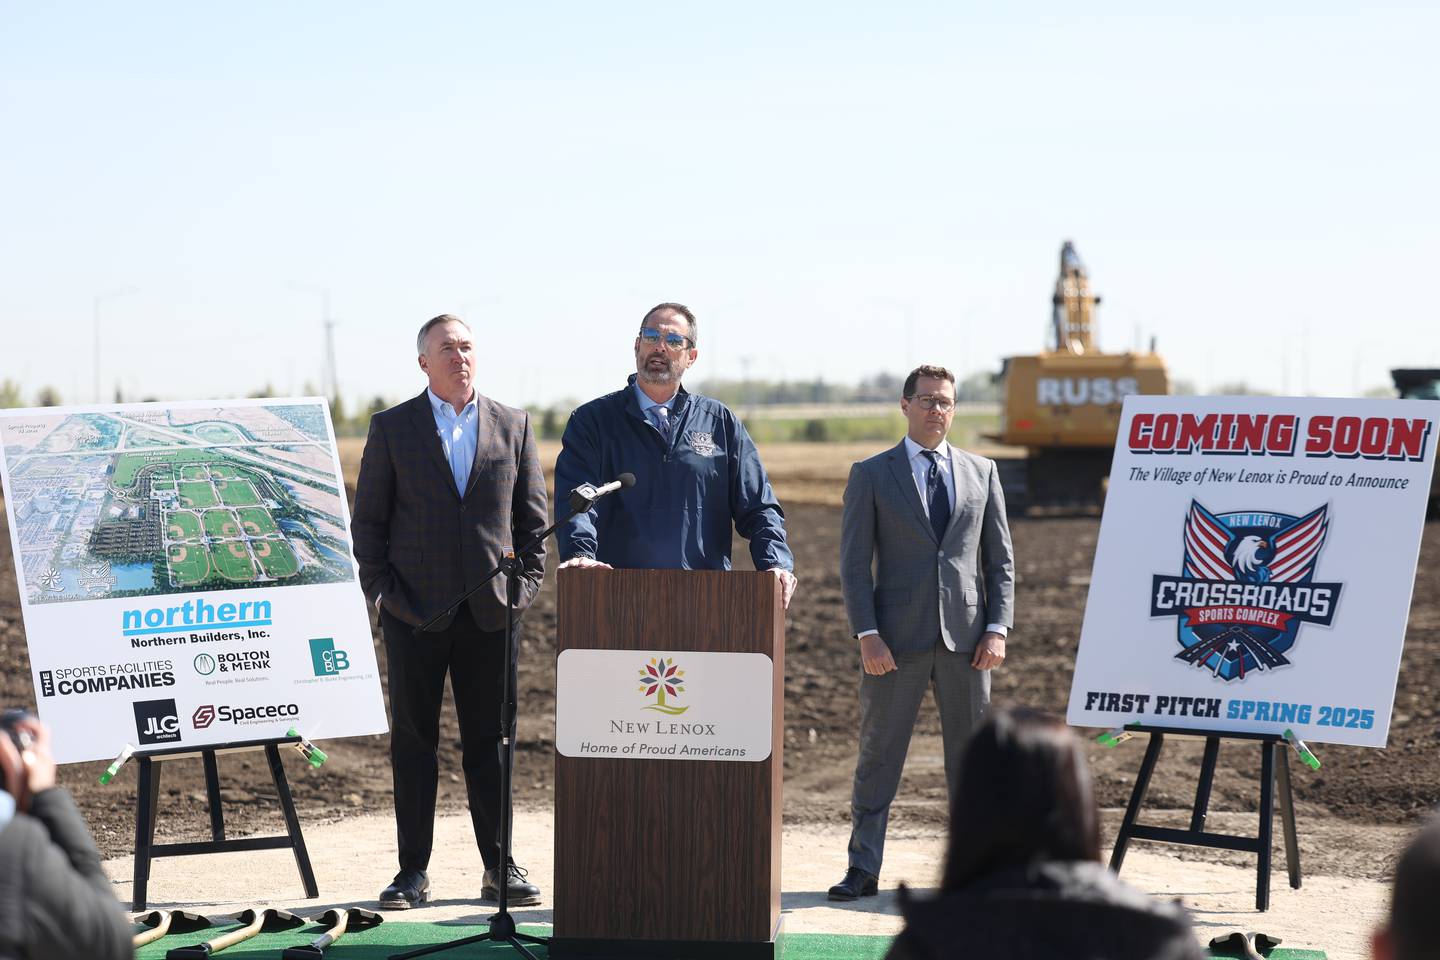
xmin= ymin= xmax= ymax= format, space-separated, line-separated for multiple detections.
xmin=1150 ymin=501 xmax=1342 ymax=682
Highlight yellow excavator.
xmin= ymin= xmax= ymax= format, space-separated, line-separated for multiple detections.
xmin=991 ymin=241 xmax=1168 ymax=510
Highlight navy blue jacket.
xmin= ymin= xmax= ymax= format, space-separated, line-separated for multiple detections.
xmin=555 ymin=378 xmax=794 ymax=571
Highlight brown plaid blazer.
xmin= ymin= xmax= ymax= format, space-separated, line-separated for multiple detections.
xmin=351 ymin=390 xmax=548 ymax=631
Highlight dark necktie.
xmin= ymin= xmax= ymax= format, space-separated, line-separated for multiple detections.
xmin=922 ymin=449 xmax=950 ymax=543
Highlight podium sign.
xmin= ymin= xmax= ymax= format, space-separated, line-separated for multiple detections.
xmin=555 ymin=649 xmax=773 ymax=761
xmin=553 ymin=568 xmax=784 ymax=959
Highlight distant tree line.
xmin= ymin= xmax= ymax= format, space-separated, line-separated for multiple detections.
xmin=688 ymin=370 xmax=999 ymax=407
xmin=4 ymin=373 xmax=1399 ymax=444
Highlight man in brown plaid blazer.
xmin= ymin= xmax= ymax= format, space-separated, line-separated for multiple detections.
xmin=352 ymin=315 xmax=548 ymax=909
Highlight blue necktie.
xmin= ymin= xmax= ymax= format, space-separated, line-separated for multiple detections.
xmin=649 ymin=405 xmax=671 ymax=443
xmin=923 ymin=449 xmax=950 ymax=543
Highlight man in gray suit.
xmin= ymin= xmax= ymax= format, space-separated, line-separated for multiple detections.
xmin=828 ymin=364 xmax=1015 ymax=901
xmin=352 ymin=314 xmax=548 ymax=909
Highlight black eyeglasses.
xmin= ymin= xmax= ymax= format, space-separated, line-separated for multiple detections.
xmin=639 ymin=327 xmax=694 ymax=350
xmin=906 ymin=394 xmax=956 ymax=412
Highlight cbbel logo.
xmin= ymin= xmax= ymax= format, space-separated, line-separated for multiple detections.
xmin=192 ymin=705 xmax=217 ymax=729
xmin=133 ymin=698 xmax=182 ymax=745
xmin=308 ymin=638 xmax=351 ymax=677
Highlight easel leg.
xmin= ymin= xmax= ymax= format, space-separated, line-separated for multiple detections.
xmin=132 ymin=757 xmax=161 ymax=910
xmin=1189 ymin=737 xmax=1220 ymax=832
xmin=1110 ymin=732 xmax=1164 ymax=874
xmin=203 ymin=749 xmax=225 ymax=841
xmin=1275 ymin=747 xmax=1302 ymax=889
xmin=1256 ymin=740 xmax=1276 ymax=911
xmin=265 ymin=744 xmax=319 ymax=898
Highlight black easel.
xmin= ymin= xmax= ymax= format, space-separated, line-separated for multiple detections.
xmin=1108 ymin=726 xmax=1301 ymax=911
xmin=131 ymin=736 xmax=318 ymax=910
xmin=390 ymin=480 xmax=622 ymax=960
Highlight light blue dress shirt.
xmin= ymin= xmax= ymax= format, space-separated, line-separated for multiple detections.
xmin=428 ymin=388 xmax=478 ymax=495
xmin=633 ymin=383 xmax=678 ymax=436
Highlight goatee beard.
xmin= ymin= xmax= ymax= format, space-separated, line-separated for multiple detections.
xmin=638 ymin=366 xmax=677 ymax=384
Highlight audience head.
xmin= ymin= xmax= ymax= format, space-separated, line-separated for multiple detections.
xmin=941 ymin=707 xmax=1101 ymax=890
xmin=1375 ymin=816 xmax=1440 ymax=960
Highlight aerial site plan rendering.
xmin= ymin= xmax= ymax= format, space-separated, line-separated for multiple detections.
xmin=0 ymin=400 xmax=355 ymax=606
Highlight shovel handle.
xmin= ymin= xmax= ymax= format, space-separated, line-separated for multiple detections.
xmin=204 ymin=914 xmax=265 ymax=952
xmin=316 ymin=907 xmax=352 ymax=948
xmin=134 ymin=913 xmax=173 ymax=947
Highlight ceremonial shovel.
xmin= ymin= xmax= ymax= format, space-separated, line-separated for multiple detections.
xmin=282 ymin=907 xmax=384 ymax=958
xmin=132 ymin=910 xmax=212 ymax=948
xmin=165 ymin=908 xmax=307 ymax=958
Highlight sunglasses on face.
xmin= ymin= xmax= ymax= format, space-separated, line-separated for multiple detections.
xmin=639 ymin=328 xmax=694 ymax=350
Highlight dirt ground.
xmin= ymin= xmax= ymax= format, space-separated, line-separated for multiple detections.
xmin=1 ymin=443 xmax=1436 ymax=884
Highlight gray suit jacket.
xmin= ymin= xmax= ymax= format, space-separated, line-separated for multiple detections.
xmin=351 ymin=390 xmax=548 ymax=632
xmin=840 ymin=441 xmax=1015 ymax=654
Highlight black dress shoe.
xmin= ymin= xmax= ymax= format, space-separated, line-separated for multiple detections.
xmin=827 ymin=867 xmax=879 ymax=901
xmin=481 ymin=860 xmax=542 ymax=906
xmin=379 ymin=869 xmax=431 ymax=909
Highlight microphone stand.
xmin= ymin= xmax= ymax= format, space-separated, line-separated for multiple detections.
xmin=390 ymin=489 xmax=601 ymax=960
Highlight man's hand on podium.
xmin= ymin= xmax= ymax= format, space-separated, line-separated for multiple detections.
xmin=558 ymin=556 xmax=613 ymax=570
xmin=769 ymin=568 xmax=797 ymax=609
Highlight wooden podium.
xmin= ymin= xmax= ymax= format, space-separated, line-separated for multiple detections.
xmin=552 ymin=568 xmax=785 ymax=960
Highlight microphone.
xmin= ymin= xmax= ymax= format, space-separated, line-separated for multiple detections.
xmin=569 ymin=472 xmax=636 ymax=512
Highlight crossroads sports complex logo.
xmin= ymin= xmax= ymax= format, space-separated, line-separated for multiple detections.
xmin=1150 ymin=501 xmax=1342 ymax=682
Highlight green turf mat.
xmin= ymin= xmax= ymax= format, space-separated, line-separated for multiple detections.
xmin=135 ymin=921 xmax=557 ymax=959
xmin=133 ymin=921 xmax=1325 ymax=959
xmin=133 ymin=925 xmax=900 ymax=960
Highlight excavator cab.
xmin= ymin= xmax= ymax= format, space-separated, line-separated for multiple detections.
xmin=1392 ymin=369 xmax=1440 ymax=516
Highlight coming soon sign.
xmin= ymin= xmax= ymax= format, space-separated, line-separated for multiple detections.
xmin=1067 ymin=396 xmax=1437 ymax=747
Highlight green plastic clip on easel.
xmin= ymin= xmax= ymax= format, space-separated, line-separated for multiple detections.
xmin=287 ymin=728 xmax=327 ymax=768
xmin=98 ymin=744 xmax=134 ymax=785
xmin=1282 ymin=728 xmax=1321 ymax=770
xmin=1096 ymin=722 xmax=1142 ymax=748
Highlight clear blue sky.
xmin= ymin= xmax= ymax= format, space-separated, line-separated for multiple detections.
xmin=3 ymin=2 xmax=1436 ymax=410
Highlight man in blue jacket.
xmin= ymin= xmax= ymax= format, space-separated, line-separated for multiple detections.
xmin=555 ymin=302 xmax=798 ymax=604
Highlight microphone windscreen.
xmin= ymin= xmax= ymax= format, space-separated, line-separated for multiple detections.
xmin=617 ymin=472 xmax=636 ymax=488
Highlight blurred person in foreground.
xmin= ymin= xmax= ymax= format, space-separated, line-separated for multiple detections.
xmin=0 ymin=711 xmax=131 ymax=960
xmin=885 ymin=708 xmax=1203 ymax=960
xmin=1372 ymin=816 xmax=1440 ymax=960
xmin=554 ymin=302 xmax=797 ymax=603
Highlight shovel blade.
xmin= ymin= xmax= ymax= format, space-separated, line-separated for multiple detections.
xmin=168 ymin=911 xmax=215 ymax=934
xmin=260 ymin=909 xmax=310 ymax=932
xmin=346 ymin=907 xmax=384 ymax=930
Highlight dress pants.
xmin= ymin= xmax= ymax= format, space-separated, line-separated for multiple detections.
xmin=846 ymin=640 xmax=989 ymax=877
xmin=381 ymin=603 xmax=519 ymax=872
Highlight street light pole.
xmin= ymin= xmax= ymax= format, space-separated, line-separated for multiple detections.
xmin=290 ymin=285 xmax=337 ymax=401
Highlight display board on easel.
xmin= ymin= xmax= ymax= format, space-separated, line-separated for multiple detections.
xmin=0 ymin=398 xmax=387 ymax=762
xmin=1068 ymin=395 xmax=1436 ymax=745
xmin=1066 ymin=395 xmax=1437 ymax=909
